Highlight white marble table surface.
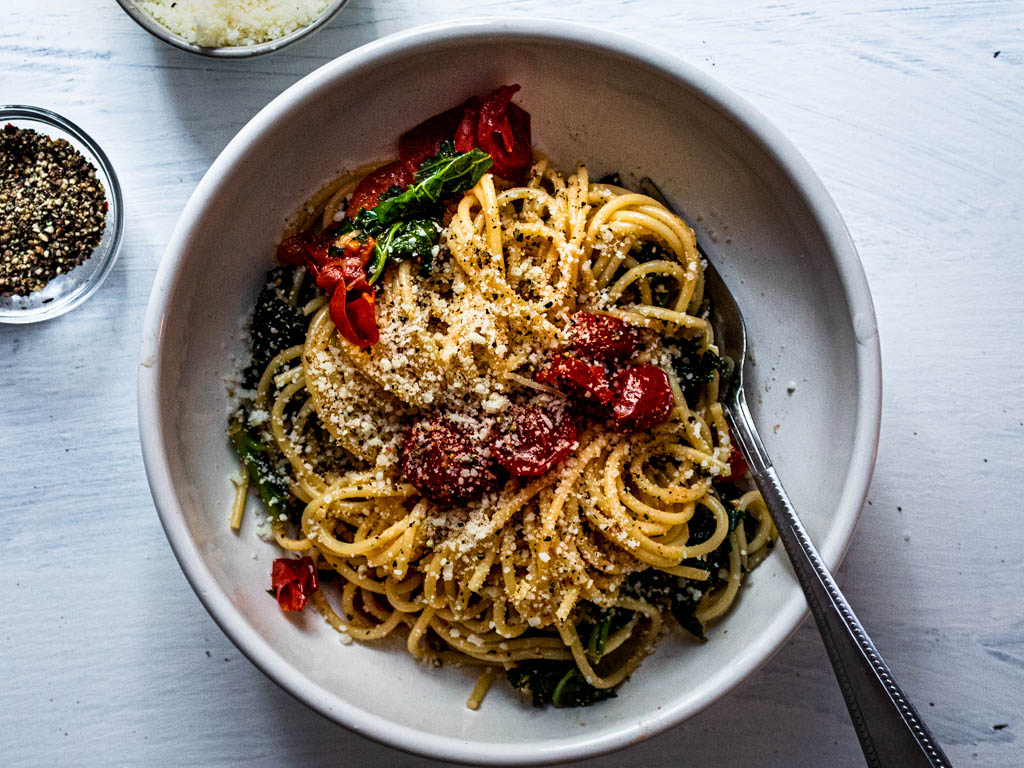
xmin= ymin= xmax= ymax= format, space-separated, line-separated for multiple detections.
xmin=2 ymin=1 xmax=1022 ymax=766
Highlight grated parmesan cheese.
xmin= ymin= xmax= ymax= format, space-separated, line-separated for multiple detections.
xmin=136 ymin=0 xmax=331 ymax=48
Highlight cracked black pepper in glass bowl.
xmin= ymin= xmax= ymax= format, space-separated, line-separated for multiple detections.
xmin=0 ymin=106 xmax=124 ymax=323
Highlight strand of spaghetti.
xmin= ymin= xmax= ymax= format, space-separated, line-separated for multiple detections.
xmin=256 ymin=345 xmax=303 ymax=408
xmin=229 ymin=471 xmax=248 ymax=531
xmin=466 ymin=666 xmax=499 ymax=711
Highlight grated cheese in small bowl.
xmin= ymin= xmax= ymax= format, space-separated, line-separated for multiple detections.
xmin=131 ymin=0 xmax=337 ymax=51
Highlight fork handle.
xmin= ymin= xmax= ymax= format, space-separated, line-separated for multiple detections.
xmin=726 ymin=391 xmax=951 ymax=768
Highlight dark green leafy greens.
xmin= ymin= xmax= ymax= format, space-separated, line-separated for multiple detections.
xmin=366 ymin=218 xmax=443 ymax=283
xmin=626 ymin=501 xmax=748 ymax=641
xmin=228 ymin=421 xmax=290 ymax=518
xmin=245 ymin=267 xmax=308 ymax=385
xmin=669 ymin=337 xmax=729 ymax=403
xmin=507 ymin=610 xmax=620 ymax=708
xmin=338 ymin=143 xmax=492 ymax=284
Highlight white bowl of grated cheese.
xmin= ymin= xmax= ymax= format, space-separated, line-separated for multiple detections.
xmin=117 ymin=0 xmax=348 ymax=57
xmin=139 ymin=19 xmax=881 ymax=765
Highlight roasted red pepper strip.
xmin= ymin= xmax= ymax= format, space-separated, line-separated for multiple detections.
xmin=345 ymin=160 xmax=413 ymax=217
xmin=399 ymin=99 xmax=479 ymax=169
xmin=476 ymin=84 xmax=532 ymax=180
xmin=453 ymin=97 xmax=481 ymax=153
xmin=276 ymin=231 xmax=330 ymax=268
xmin=271 ymin=557 xmax=318 ymax=612
xmin=724 ymin=446 xmax=749 ymax=482
xmin=331 ymin=285 xmax=379 ymax=348
xmin=321 ymin=236 xmax=379 ymax=348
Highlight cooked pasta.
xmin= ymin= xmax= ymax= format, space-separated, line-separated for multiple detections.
xmin=229 ymin=88 xmax=774 ymax=709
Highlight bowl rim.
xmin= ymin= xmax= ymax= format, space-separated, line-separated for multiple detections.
xmin=138 ymin=18 xmax=882 ymax=765
xmin=0 ymin=105 xmax=124 ymax=324
xmin=115 ymin=0 xmax=349 ymax=58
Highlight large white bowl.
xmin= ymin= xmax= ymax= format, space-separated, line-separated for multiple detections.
xmin=139 ymin=19 xmax=881 ymax=765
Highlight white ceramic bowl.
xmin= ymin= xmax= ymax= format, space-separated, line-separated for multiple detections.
xmin=139 ymin=19 xmax=881 ymax=765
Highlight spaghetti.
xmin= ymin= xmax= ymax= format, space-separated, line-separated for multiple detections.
xmin=229 ymin=90 xmax=774 ymax=709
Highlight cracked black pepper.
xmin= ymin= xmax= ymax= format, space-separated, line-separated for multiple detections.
xmin=0 ymin=123 xmax=107 ymax=297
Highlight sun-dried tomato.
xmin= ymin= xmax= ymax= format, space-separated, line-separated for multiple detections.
xmin=609 ymin=365 xmax=675 ymax=433
xmin=476 ymin=84 xmax=532 ymax=180
xmin=571 ymin=312 xmax=643 ymax=364
xmin=400 ymin=415 xmax=504 ymax=505
xmin=345 ymin=160 xmax=413 ymax=217
xmin=535 ymin=353 xmax=613 ymax=405
xmin=491 ymin=404 xmax=580 ymax=477
xmin=271 ymin=557 xmax=318 ymax=612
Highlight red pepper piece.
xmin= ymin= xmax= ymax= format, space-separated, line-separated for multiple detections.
xmin=314 ymin=237 xmax=375 ymax=293
xmin=330 ymin=284 xmax=379 ymax=348
xmin=491 ymin=404 xmax=579 ymax=477
xmin=271 ymin=557 xmax=318 ymax=612
xmin=399 ymin=415 xmax=504 ymax=505
xmin=276 ymin=232 xmax=330 ymax=268
xmin=724 ymin=446 xmax=749 ymax=482
xmin=609 ymin=365 xmax=675 ymax=433
xmin=571 ymin=312 xmax=643 ymax=364
xmin=453 ymin=97 xmax=481 ymax=153
xmin=399 ymin=97 xmax=482 ymax=169
xmin=476 ymin=84 xmax=532 ymax=180
xmin=536 ymin=353 xmax=613 ymax=405
xmin=276 ymin=234 xmax=310 ymax=266
xmin=399 ymin=104 xmax=465 ymax=168
xmin=345 ymin=160 xmax=414 ymax=217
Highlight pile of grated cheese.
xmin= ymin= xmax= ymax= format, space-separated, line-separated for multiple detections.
xmin=136 ymin=0 xmax=331 ymax=48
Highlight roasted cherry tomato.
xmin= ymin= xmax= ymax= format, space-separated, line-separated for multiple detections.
xmin=491 ymin=404 xmax=579 ymax=477
xmin=477 ymin=84 xmax=532 ymax=180
xmin=345 ymin=160 xmax=413 ymax=217
xmin=271 ymin=557 xmax=318 ymax=612
xmin=400 ymin=415 xmax=504 ymax=505
xmin=609 ymin=365 xmax=674 ymax=433
xmin=571 ymin=312 xmax=643 ymax=364
xmin=535 ymin=353 xmax=613 ymax=405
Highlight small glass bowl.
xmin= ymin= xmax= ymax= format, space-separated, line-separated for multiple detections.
xmin=0 ymin=106 xmax=124 ymax=324
xmin=115 ymin=0 xmax=349 ymax=58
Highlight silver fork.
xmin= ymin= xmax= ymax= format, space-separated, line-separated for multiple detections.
xmin=640 ymin=179 xmax=951 ymax=767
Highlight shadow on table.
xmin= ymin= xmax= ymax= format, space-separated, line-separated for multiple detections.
xmin=245 ymin=622 xmax=862 ymax=768
xmin=144 ymin=4 xmax=390 ymax=167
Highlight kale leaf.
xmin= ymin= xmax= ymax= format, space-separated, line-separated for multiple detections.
xmin=669 ymin=337 xmax=729 ymax=403
xmin=625 ymin=569 xmax=708 ymax=642
xmin=596 ymin=172 xmax=623 ymax=186
xmin=507 ymin=660 xmax=616 ymax=708
xmin=630 ymin=240 xmax=672 ymax=264
xmin=228 ymin=421 xmax=291 ymax=518
xmin=507 ymin=609 xmax=621 ymax=707
xmin=246 ymin=267 xmax=307 ymax=383
xmin=355 ymin=144 xmax=492 ymax=234
xmin=367 ymin=218 xmax=443 ymax=285
xmin=342 ymin=144 xmax=490 ymax=283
